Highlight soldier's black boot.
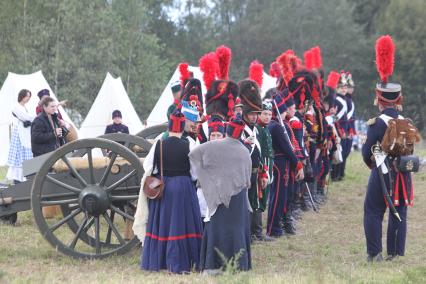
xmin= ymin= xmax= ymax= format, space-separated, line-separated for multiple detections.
xmin=283 ymin=211 xmax=296 ymax=235
xmin=302 ymin=188 xmax=313 ymax=211
xmin=367 ymin=253 xmax=383 ymax=262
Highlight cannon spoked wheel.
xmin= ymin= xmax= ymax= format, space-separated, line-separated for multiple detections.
xmin=136 ymin=123 xmax=168 ymax=140
xmin=62 ymin=133 xmax=152 ymax=249
xmin=31 ymin=138 xmax=143 ymax=259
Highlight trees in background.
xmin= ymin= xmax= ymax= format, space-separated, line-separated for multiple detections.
xmin=0 ymin=0 xmax=424 ymax=130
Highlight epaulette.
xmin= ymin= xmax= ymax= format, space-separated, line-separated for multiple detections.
xmin=367 ymin=117 xmax=377 ymax=126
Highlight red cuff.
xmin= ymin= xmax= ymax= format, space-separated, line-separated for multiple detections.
xmin=296 ymin=161 xmax=303 ymax=171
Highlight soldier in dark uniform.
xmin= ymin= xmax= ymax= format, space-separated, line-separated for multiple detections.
xmin=362 ymin=35 xmax=418 ymax=262
xmin=332 ymin=73 xmax=349 ymax=181
xmin=104 ymin=110 xmax=129 ymax=134
xmin=267 ymin=92 xmax=304 ymax=238
xmin=256 ymin=100 xmax=274 ymax=226
xmin=239 ymin=79 xmax=272 ymax=242
xmin=346 ymin=72 xmax=356 ymax=152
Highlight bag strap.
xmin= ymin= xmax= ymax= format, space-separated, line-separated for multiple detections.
xmin=160 ymin=139 xmax=164 ymax=181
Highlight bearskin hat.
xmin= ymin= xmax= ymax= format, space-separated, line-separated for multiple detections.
xmin=205 ymin=80 xmax=239 ymax=120
xmin=288 ymin=71 xmax=317 ymax=110
xmin=238 ymin=79 xmax=262 ymax=115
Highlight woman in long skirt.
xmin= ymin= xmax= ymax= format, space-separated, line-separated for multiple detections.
xmin=141 ymin=109 xmax=202 ymax=273
xmin=6 ymin=89 xmax=34 ymax=183
xmin=189 ymin=115 xmax=252 ymax=272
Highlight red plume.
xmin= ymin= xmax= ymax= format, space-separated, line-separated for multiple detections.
xmin=326 ymin=71 xmax=341 ymax=90
xmin=311 ymin=46 xmax=323 ymax=69
xmin=178 ymin=62 xmax=190 ymax=87
xmin=289 ymin=55 xmax=302 ymax=73
xmin=215 ymin=45 xmax=232 ymax=80
xmin=269 ymin=62 xmax=281 ymax=78
xmin=375 ymin=35 xmax=395 ymax=83
xmin=277 ymin=52 xmax=293 ymax=85
xmin=199 ymin=52 xmax=219 ymax=91
xmin=284 ymin=49 xmax=295 ymax=56
xmin=249 ymin=60 xmax=264 ymax=88
xmin=304 ymin=49 xmax=314 ymax=70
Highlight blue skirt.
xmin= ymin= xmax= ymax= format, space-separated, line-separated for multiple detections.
xmin=200 ymin=189 xmax=251 ymax=271
xmin=141 ymin=175 xmax=202 ymax=273
xmin=7 ymin=129 xmax=32 ymax=167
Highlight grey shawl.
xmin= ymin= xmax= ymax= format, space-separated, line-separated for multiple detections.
xmin=189 ymin=137 xmax=252 ymax=215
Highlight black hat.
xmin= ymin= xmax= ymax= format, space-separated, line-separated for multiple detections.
xmin=181 ymin=78 xmax=203 ymax=113
xmin=205 ymin=80 xmax=239 ymax=121
xmin=37 ymin=89 xmax=50 ymax=99
xmin=112 ymin=110 xmax=122 ymax=119
xmin=272 ymin=90 xmax=290 ymax=116
xmin=288 ymin=71 xmax=315 ymax=110
xmin=238 ymin=79 xmax=262 ymax=115
xmin=171 ymin=81 xmax=181 ymax=94
xmin=262 ymin=99 xmax=273 ymax=111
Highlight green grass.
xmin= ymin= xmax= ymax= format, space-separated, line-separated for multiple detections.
xmin=1 ymin=152 xmax=426 ymax=283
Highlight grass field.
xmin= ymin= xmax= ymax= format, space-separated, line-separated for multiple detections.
xmin=1 ymin=151 xmax=426 ymax=284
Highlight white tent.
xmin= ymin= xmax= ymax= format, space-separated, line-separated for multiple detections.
xmin=0 ymin=71 xmax=74 ymax=166
xmin=146 ymin=65 xmax=277 ymax=126
xmin=79 ymin=73 xmax=143 ymax=138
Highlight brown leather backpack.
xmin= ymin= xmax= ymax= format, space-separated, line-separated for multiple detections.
xmin=381 ymin=118 xmax=421 ymax=157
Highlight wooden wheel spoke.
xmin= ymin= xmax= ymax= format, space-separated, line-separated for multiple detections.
xmin=106 ymin=169 xmax=136 ymax=192
xmin=109 ymin=195 xmax=139 ymax=201
xmin=86 ymin=148 xmax=95 ymax=185
xmin=46 ymin=175 xmax=81 ymax=194
xmin=83 ymin=216 xmax=95 ymax=232
xmin=49 ymin=208 xmax=82 ymax=232
xmin=94 ymin=217 xmax=101 ymax=254
xmin=67 ymin=204 xmax=80 ymax=211
xmin=99 ymin=153 xmax=117 ymax=187
xmin=105 ymin=211 xmax=115 ymax=245
xmin=69 ymin=216 xmax=88 ymax=249
xmin=62 ymin=156 xmax=87 ymax=187
xmin=41 ymin=198 xmax=79 ymax=206
xmin=123 ymin=141 xmax=131 ymax=148
xmin=103 ymin=212 xmax=125 ymax=245
xmin=110 ymin=205 xmax=134 ymax=221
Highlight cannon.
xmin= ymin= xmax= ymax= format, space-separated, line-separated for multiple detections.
xmin=0 ymin=124 xmax=167 ymax=259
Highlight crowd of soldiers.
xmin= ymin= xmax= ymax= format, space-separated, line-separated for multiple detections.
xmin=173 ymin=46 xmax=355 ymax=239
xmin=134 ymin=44 xmax=359 ymax=273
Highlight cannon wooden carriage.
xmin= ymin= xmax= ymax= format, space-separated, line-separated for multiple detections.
xmin=0 ymin=124 xmax=167 ymax=259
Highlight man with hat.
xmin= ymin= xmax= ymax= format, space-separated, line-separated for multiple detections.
xmin=255 ymin=100 xmax=274 ymax=227
xmin=104 ymin=110 xmax=129 ymax=134
xmin=362 ymin=35 xmax=420 ymax=262
xmin=332 ymin=73 xmax=349 ymax=181
xmin=285 ymin=93 xmax=305 ymax=232
xmin=239 ymin=79 xmax=272 ymax=242
xmin=267 ymin=91 xmax=304 ymax=238
xmin=166 ymin=81 xmax=182 ymax=121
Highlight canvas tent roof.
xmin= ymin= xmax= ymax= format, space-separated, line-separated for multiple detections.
xmin=79 ymin=73 xmax=143 ymax=138
xmin=146 ymin=65 xmax=277 ymax=126
xmin=0 ymin=71 xmax=75 ymax=166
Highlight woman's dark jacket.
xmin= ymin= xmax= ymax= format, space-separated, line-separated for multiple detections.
xmin=31 ymin=112 xmax=61 ymax=157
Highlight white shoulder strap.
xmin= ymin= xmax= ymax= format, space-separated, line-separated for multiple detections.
xmin=379 ymin=114 xmax=404 ymax=126
xmin=335 ymin=96 xmax=347 ymax=120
